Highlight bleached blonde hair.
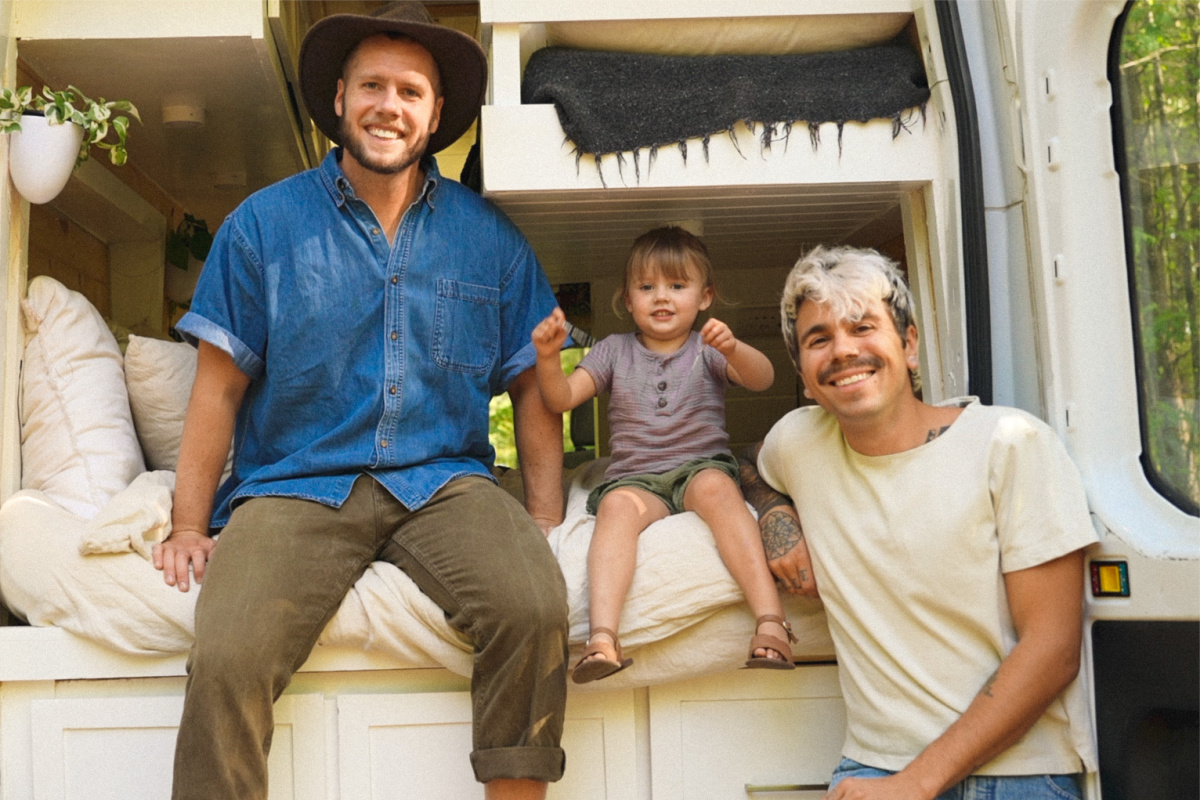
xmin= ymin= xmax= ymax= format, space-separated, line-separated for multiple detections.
xmin=780 ymin=245 xmax=920 ymax=391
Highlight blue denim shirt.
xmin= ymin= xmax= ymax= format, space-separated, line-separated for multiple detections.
xmin=177 ymin=150 xmax=556 ymax=527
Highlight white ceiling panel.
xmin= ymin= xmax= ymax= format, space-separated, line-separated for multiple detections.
xmin=489 ymin=182 xmax=910 ymax=284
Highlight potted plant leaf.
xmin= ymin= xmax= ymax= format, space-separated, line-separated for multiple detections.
xmin=0 ymin=84 xmax=140 ymax=204
xmin=164 ymin=213 xmax=213 ymax=304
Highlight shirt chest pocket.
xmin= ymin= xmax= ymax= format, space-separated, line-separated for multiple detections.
xmin=433 ymin=279 xmax=500 ymax=374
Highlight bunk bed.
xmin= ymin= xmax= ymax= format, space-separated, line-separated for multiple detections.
xmin=0 ymin=2 xmax=971 ymax=797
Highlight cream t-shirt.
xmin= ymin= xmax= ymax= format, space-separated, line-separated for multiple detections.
xmin=759 ymin=398 xmax=1099 ymax=774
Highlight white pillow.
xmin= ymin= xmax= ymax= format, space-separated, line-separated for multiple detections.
xmin=124 ymin=335 xmax=234 ymax=479
xmin=124 ymin=335 xmax=195 ymax=470
xmin=20 ymin=276 xmax=145 ymax=519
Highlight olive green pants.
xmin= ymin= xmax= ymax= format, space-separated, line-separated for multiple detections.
xmin=172 ymin=475 xmax=568 ymax=799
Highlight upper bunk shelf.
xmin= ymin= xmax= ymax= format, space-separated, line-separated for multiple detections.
xmin=479 ymin=0 xmax=947 ymax=196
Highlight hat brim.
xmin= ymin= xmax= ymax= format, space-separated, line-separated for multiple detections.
xmin=299 ymin=13 xmax=487 ymax=155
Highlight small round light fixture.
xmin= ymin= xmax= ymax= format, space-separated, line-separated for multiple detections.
xmin=162 ymin=91 xmax=205 ymax=128
xmin=212 ymin=170 xmax=247 ymax=190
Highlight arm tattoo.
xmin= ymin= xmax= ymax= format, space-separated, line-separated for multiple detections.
xmin=737 ymin=442 xmax=794 ymax=517
xmin=760 ymin=510 xmax=804 ymax=561
xmin=925 ymin=425 xmax=952 ymax=442
xmin=980 ymin=668 xmax=1000 ymax=698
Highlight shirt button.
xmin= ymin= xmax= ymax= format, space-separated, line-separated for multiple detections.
xmin=390 ymin=331 xmax=398 ymax=341
xmin=657 ymin=397 xmax=667 ymax=408
xmin=657 ymin=381 xmax=667 ymax=390
xmin=372 ymin=227 xmax=381 ymax=235
xmin=389 ymin=386 xmax=397 ymax=395
xmin=380 ymin=439 xmax=388 ymax=448
xmin=391 ymin=275 xmax=398 ymax=285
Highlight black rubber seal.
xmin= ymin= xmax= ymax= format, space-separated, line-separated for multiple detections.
xmin=934 ymin=0 xmax=992 ymax=404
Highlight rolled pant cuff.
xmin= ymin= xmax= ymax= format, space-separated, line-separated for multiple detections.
xmin=470 ymin=746 xmax=566 ymax=783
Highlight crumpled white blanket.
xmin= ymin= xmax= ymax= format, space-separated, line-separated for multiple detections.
xmin=78 ymin=471 xmax=175 ymax=560
xmin=0 ymin=460 xmax=832 ymax=686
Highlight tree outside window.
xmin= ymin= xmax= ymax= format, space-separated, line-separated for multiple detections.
xmin=1115 ymin=0 xmax=1199 ymax=513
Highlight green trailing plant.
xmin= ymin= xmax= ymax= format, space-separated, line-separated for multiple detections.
xmin=166 ymin=213 xmax=213 ymax=271
xmin=0 ymin=84 xmax=140 ymax=167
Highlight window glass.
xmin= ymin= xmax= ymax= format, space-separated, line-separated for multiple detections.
xmin=1115 ymin=0 xmax=1199 ymax=512
xmin=489 ymin=347 xmax=588 ymax=468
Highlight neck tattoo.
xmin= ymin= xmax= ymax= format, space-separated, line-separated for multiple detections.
xmin=925 ymin=425 xmax=951 ymax=443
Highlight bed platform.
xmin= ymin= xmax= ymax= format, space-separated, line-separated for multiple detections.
xmin=0 ymin=626 xmax=843 ymax=800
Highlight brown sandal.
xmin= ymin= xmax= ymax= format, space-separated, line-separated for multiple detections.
xmin=572 ymin=627 xmax=633 ymax=684
xmin=745 ymin=614 xmax=797 ymax=670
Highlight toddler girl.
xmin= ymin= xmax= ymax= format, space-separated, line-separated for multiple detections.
xmin=532 ymin=226 xmax=797 ymax=684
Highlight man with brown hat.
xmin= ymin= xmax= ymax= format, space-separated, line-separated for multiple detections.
xmin=153 ymin=4 xmax=569 ymax=798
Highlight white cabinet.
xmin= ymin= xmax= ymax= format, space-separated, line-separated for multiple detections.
xmin=0 ymin=631 xmax=845 ymax=800
xmin=337 ymin=689 xmax=639 ymax=800
xmin=649 ymin=666 xmax=845 ymax=800
xmin=28 ymin=694 xmax=325 ymax=800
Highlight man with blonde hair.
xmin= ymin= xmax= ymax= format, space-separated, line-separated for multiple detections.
xmin=741 ymin=245 xmax=1098 ymax=800
xmin=154 ymin=4 xmax=567 ymax=799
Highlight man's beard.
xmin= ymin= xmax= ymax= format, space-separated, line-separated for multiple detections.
xmin=338 ymin=115 xmax=430 ymax=175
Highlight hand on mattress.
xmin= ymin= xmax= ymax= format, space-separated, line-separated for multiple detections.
xmin=153 ymin=528 xmax=215 ymax=592
xmin=760 ymin=506 xmax=818 ymax=598
xmin=737 ymin=442 xmax=818 ymax=598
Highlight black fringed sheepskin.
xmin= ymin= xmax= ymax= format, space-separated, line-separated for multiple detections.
xmin=521 ymin=39 xmax=931 ymax=185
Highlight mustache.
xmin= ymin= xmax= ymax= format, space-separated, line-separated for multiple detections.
xmin=819 ymin=355 xmax=884 ymax=384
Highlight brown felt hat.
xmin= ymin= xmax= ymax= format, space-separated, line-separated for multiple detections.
xmin=299 ymin=1 xmax=486 ymax=155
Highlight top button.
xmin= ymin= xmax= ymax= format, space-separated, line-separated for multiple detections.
xmin=372 ymin=227 xmax=381 ymax=235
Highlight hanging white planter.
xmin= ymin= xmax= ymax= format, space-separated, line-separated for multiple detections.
xmin=8 ymin=112 xmax=84 ymax=204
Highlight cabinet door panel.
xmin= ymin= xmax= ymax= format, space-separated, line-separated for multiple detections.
xmin=650 ymin=667 xmax=845 ymax=800
xmin=30 ymin=694 xmax=324 ymax=800
xmin=337 ymin=690 xmax=637 ymax=799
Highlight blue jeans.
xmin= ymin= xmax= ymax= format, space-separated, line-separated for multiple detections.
xmin=829 ymin=758 xmax=1083 ymax=800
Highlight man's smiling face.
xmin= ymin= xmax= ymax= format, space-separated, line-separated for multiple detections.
xmin=334 ymin=34 xmax=443 ymax=176
xmin=794 ymin=295 xmax=919 ymax=426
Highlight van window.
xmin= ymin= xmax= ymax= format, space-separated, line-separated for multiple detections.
xmin=1112 ymin=0 xmax=1199 ymax=513
xmin=490 ymin=347 xmax=588 ymax=468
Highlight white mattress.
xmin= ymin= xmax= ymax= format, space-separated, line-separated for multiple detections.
xmin=0 ymin=459 xmax=833 ymax=688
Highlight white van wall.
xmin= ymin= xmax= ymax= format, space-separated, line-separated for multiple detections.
xmin=0 ymin=0 xmax=23 ymax=503
xmin=965 ymin=0 xmax=1198 ymax=560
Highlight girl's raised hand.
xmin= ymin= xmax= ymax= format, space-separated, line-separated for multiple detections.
xmin=532 ymin=308 xmax=569 ymax=357
xmin=701 ymin=317 xmax=738 ymax=357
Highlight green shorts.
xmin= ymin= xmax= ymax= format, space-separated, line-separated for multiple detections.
xmin=586 ymin=453 xmax=741 ymax=515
